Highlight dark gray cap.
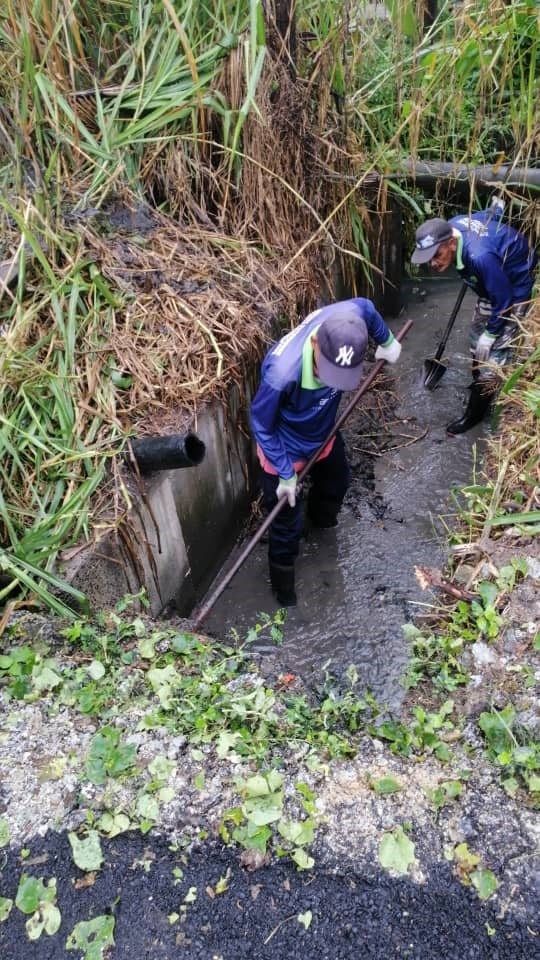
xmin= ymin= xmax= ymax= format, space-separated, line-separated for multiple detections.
xmin=316 ymin=304 xmax=367 ymax=391
xmin=411 ymin=218 xmax=453 ymax=264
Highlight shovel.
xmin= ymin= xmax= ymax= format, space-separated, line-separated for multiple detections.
xmin=423 ymin=281 xmax=468 ymax=390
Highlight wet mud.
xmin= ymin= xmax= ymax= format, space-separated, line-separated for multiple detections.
xmin=202 ymin=277 xmax=488 ymax=711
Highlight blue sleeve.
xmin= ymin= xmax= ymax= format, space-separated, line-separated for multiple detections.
xmin=474 ymin=253 xmax=515 ymax=335
xmin=250 ymin=380 xmax=294 ymax=479
xmin=352 ymin=298 xmax=391 ymax=344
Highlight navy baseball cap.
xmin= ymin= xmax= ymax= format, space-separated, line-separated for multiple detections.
xmin=316 ymin=305 xmax=368 ymax=391
xmin=411 ymin=218 xmax=453 ymax=264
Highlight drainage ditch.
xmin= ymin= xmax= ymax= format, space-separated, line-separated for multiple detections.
xmin=200 ymin=275 xmax=488 ymax=711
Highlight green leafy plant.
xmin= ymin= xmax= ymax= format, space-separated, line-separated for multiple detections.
xmin=221 ymin=772 xmax=316 ymax=870
xmin=66 ymin=916 xmax=115 ymax=960
xmin=0 ymin=646 xmax=37 ymax=699
xmin=404 ymin=622 xmax=470 ymax=692
xmin=448 ymin=842 xmax=500 ymax=901
xmin=68 ymin=830 xmax=104 ymax=872
xmin=470 ymin=582 xmax=503 ymax=640
xmin=378 ymin=825 xmax=416 ymax=876
xmin=478 ymin=705 xmax=540 ymax=798
xmin=84 ymin=726 xmax=137 ymax=785
xmin=369 ymin=776 xmax=402 ymax=795
xmin=427 ymin=779 xmax=463 ymax=815
xmin=374 ymin=700 xmax=456 ymax=761
xmin=15 ymin=875 xmax=61 ymax=941
xmin=0 ymin=897 xmax=13 ymax=922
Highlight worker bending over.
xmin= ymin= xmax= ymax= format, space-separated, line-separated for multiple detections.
xmin=411 ymin=204 xmax=537 ymax=434
xmin=250 ymin=299 xmax=401 ymax=606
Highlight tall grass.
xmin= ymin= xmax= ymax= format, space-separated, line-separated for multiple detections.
xmin=0 ymin=0 xmax=537 ymax=617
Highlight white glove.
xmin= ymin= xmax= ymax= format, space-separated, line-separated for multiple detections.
xmin=475 ymin=331 xmax=496 ymax=363
xmin=276 ymin=475 xmax=297 ymax=508
xmin=375 ymin=335 xmax=402 ymax=364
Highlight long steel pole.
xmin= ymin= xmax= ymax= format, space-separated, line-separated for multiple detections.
xmin=192 ymin=317 xmax=414 ymax=628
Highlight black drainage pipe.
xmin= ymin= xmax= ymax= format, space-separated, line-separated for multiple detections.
xmin=129 ymin=432 xmax=206 ymax=473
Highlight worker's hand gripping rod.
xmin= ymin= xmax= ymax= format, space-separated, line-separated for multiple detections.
xmin=192 ymin=318 xmax=414 ymax=629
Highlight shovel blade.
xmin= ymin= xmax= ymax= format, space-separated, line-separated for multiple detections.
xmin=423 ymin=357 xmax=447 ymax=390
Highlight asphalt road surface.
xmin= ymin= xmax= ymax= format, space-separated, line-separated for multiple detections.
xmin=0 ymin=831 xmax=536 ymax=959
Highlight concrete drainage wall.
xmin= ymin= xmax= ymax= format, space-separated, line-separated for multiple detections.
xmin=65 ymin=387 xmax=255 ymax=618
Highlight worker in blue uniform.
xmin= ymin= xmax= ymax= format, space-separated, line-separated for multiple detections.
xmin=411 ymin=204 xmax=537 ymax=434
xmin=250 ymin=300 xmax=401 ymax=606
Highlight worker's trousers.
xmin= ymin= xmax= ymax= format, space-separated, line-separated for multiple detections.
xmin=260 ymin=431 xmax=350 ymax=568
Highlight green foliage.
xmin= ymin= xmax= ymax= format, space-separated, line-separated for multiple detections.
xmin=478 ymin=705 xmax=540 ymax=798
xmin=427 ymin=779 xmax=463 ymax=815
xmin=378 ymin=825 xmax=416 ymax=876
xmin=384 ymin=1 xmax=417 ymax=39
xmin=84 ymin=726 xmax=137 ymax=785
xmin=405 ymin=558 xmax=529 ymax=691
xmin=68 ymin=830 xmax=104 ymax=872
xmin=0 ymin=1 xmax=264 ymax=616
xmin=221 ymin=772 xmax=316 ymax=870
xmin=15 ymin=875 xmax=61 ymax=941
xmin=0 ymin=897 xmax=13 ymax=922
xmin=0 ymin=645 xmax=38 ymax=699
xmin=370 ymin=776 xmax=402 ymax=795
xmin=448 ymin=842 xmax=500 ymax=901
xmin=404 ymin=621 xmax=470 ymax=693
xmin=2 ymin=606 xmax=374 ymax=769
xmin=374 ymin=699 xmax=456 ymax=761
xmin=66 ymin=916 xmax=115 ymax=960
xmin=138 ymin=616 xmax=370 ymax=762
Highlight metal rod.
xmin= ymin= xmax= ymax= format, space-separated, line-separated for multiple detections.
xmin=191 ymin=317 xmax=414 ymax=629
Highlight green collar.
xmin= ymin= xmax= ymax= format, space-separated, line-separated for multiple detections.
xmin=301 ymin=324 xmax=324 ymax=388
xmin=455 ymin=231 xmax=464 ymax=270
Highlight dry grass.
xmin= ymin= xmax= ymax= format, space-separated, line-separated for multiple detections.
xmin=81 ymin=206 xmax=290 ymax=434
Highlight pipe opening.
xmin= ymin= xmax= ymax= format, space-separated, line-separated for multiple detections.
xmin=129 ymin=432 xmax=206 ymax=473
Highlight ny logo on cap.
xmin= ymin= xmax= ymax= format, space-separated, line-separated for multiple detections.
xmin=335 ymin=345 xmax=355 ymax=367
xmin=417 ymin=235 xmax=435 ymax=249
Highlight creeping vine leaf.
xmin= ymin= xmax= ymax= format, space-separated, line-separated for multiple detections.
xmin=0 ymin=897 xmax=13 ymax=922
xmin=471 ymin=868 xmax=499 ymax=901
xmin=66 ymin=916 xmax=115 ymax=960
xmin=69 ymin=831 xmax=103 ymax=872
xmin=371 ymin=777 xmax=401 ymax=794
xmin=378 ymin=826 xmax=416 ymax=876
xmin=15 ymin=876 xmax=61 ymax=941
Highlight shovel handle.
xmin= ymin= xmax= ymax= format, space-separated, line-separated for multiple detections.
xmin=432 ymin=282 xmax=468 ymax=361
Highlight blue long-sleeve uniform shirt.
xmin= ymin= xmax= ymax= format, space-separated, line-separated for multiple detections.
xmin=250 ymin=299 xmax=391 ymax=480
xmin=450 ymin=210 xmax=537 ymax=336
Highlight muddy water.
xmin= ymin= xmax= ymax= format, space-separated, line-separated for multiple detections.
xmin=202 ymin=277 xmax=488 ymax=711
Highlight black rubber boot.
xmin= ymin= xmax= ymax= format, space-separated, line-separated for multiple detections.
xmin=447 ymin=383 xmax=492 ymax=435
xmin=269 ymin=562 xmax=297 ymax=606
